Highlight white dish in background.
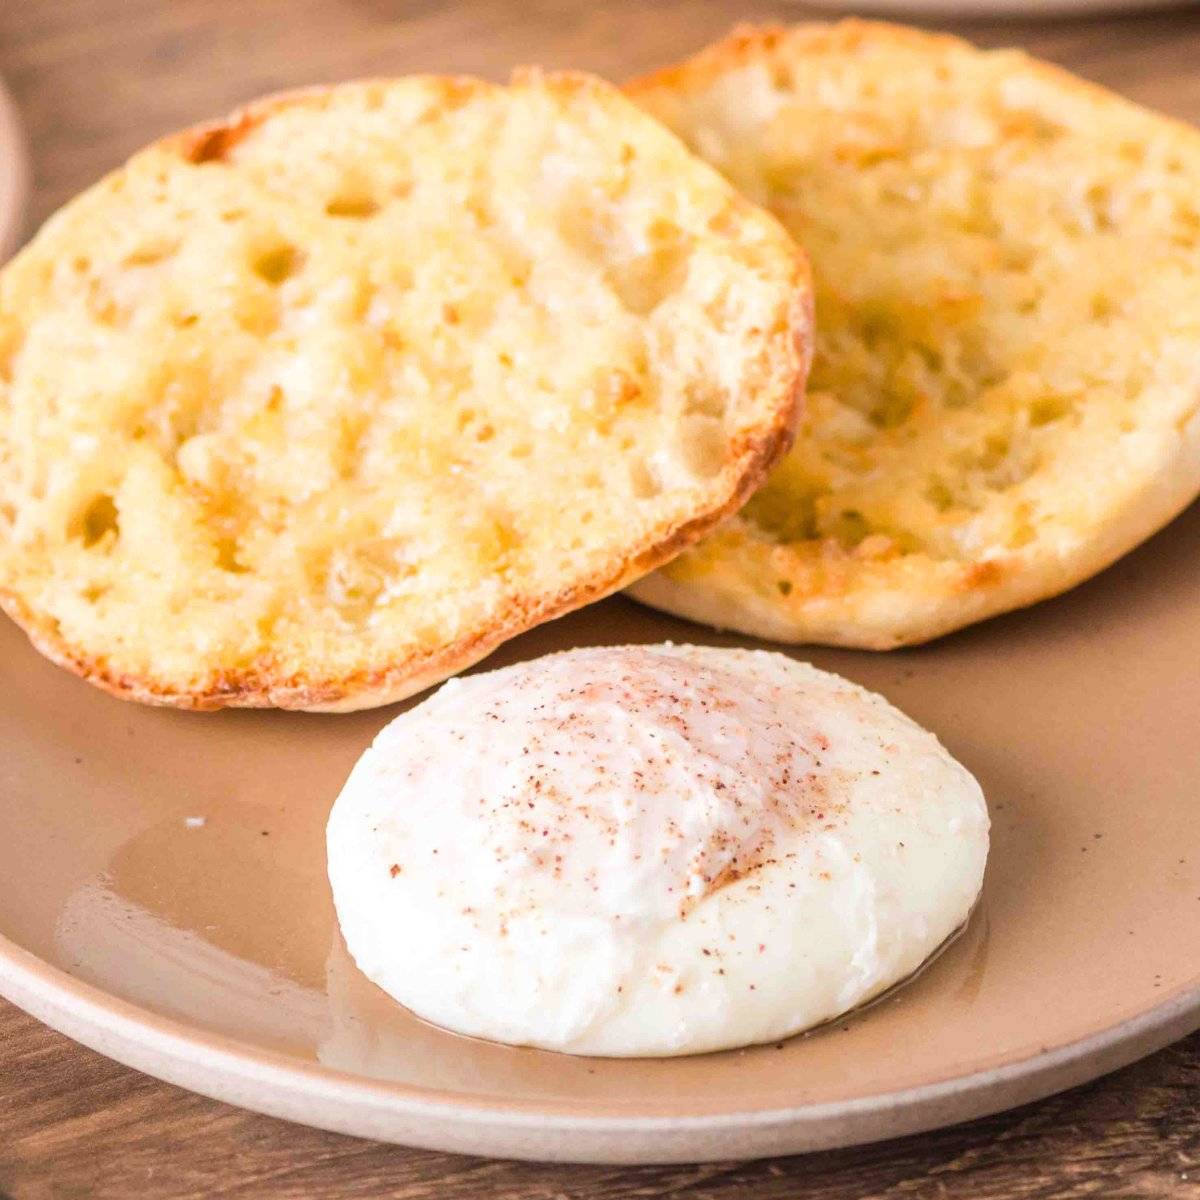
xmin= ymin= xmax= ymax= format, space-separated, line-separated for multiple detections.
xmin=794 ymin=0 xmax=1195 ymax=16
xmin=0 ymin=72 xmax=29 ymax=261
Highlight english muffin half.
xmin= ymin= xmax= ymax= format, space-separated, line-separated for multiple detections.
xmin=626 ymin=22 xmax=1200 ymax=648
xmin=0 ymin=71 xmax=811 ymax=710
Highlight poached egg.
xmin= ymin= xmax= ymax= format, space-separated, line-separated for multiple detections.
xmin=326 ymin=645 xmax=989 ymax=1056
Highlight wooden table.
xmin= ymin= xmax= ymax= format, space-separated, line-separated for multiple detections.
xmin=1 ymin=2 xmax=1199 ymax=1196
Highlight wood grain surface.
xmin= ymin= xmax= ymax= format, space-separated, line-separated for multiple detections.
xmin=2 ymin=2 xmax=1200 ymax=1197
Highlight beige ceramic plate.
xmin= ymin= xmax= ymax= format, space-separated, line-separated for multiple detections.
xmin=2 ymin=497 xmax=1200 ymax=1163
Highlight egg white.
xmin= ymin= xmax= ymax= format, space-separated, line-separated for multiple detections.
xmin=326 ymin=645 xmax=989 ymax=1057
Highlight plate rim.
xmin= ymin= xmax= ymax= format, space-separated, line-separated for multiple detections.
xmin=3 ymin=926 xmax=1199 ymax=1163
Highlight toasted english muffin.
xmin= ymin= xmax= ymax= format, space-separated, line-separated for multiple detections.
xmin=0 ymin=72 xmax=811 ymax=710
xmin=625 ymin=22 xmax=1200 ymax=648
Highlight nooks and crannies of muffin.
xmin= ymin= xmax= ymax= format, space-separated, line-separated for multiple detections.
xmin=627 ymin=21 xmax=1200 ymax=647
xmin=0 ymin=71 xmax=811 ymax=708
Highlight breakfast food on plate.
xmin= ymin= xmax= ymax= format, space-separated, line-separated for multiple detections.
xmin=327 ymin=644 xmax=989 ymax=1056
xmin=625 ymin=21 xmax=1200 ymax=648
xmin=0 ymin=73 xmax=811 ymax=711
